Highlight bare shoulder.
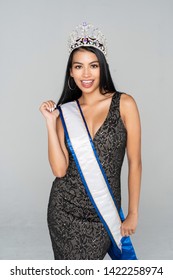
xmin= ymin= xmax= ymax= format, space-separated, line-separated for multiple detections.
xmin=120 ymin=92 xmax=138 ymax=108
xmin=120 ymin=93 xmax=139 ymax=116
xmin=120 ymin=93 xmax=141 ymax=129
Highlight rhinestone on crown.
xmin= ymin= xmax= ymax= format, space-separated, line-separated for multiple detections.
xmin=68 ymin=22 xmax=107 ymax=58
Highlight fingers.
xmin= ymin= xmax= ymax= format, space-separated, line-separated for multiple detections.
xmin=121 ymin=226 xmax=135 ymax=237
xmin=40 ymin=100 xmax=57 ymax=113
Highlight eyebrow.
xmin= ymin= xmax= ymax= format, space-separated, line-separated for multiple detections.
xmin=72 ymin=60 xmax=99 ymax=65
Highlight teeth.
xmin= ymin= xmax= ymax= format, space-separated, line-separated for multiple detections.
xmin=82 ymin=80 xmax=93 ymax=84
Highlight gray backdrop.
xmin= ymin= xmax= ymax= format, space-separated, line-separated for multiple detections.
xmin=0 ymin=0 xmax=173 ymax=260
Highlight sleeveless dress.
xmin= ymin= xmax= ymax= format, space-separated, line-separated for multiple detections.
xmin=47 ymin=92 xmax=127 ymax=260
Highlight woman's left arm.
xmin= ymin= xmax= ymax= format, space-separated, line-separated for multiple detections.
xmin=120 ymin=93 xmax=142 ymax=237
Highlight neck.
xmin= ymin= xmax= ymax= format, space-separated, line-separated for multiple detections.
xmin=79 ymin=90 xmax=110 ymax=106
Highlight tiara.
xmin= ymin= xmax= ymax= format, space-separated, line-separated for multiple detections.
xmin=68 ymin=22 xmax=107 ymax=58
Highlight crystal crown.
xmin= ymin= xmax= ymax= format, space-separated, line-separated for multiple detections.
xmin=68 ymin=22 xmax=107 ymax=58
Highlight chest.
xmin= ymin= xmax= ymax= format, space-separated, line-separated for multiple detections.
xmin=79 ymin=99 xmax=112 ymax=140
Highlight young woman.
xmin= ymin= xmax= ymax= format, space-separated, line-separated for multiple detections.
xmin=39 ymin=23 xmax=142 ymax=260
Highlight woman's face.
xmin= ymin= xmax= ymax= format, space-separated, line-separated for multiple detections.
xmin=70 ymin=49 xmax=100 ymax=94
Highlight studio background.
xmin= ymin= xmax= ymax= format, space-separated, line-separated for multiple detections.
xmin=0 ymin=0 xmax=173 ymax=260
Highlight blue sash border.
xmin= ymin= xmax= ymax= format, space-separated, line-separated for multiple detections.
xmin=76 ymin=99 xmax=122 ymax=217
xmin=57 ymin=103 xmax=138 ymax=260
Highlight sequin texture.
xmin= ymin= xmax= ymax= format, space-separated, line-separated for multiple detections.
xmin=47 ymin=92 xmax=127 ymax=259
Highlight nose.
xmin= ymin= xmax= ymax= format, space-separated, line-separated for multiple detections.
xmin=82 ymin=66 xmax=91 ymax=77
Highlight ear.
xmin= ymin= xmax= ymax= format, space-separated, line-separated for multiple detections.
xmin=70 ymin=68 xmax=73 ymax=77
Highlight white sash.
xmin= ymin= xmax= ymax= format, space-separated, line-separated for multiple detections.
xmin=59 ymin=100 xmax=122 ymax=251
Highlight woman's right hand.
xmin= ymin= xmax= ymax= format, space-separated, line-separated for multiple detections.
xmin=39 ymin=100 xmax=59 ymax=121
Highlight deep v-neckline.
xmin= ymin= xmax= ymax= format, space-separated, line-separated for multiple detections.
xmin=76 ymin=93 xmax=115 ymax=141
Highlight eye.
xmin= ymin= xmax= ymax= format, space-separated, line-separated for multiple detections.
xmin=91 ymin=64 xmax=99 ymax=68
xmin=74 ymin=65 xmax=82 ymax=69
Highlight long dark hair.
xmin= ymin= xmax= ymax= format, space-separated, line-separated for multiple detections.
xmin=57 ymin=46 xmax=118 ymax=105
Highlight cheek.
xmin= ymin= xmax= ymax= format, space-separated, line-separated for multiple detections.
xmin=71 ymin=71 xmax=81 ymax=81
xmin=95 ymin=70 xmax=100 ymax=80
xmin=71 ymin=73 xmax=81 ymax=87
xmin=94 ymin=67 xmax=100 ymax=76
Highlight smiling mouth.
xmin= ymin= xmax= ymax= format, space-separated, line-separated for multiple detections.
xmin=81 ymin=80 xmax=94 ymax=88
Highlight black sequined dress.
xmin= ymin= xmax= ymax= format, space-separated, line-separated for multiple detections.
xmin=47 ymin=92 xmax=127 ymax=259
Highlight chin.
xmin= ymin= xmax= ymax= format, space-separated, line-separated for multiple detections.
xmin=82 ymin=88 xmax=98 ymax=94
xmin=79 ymin=85 xmax=100 ymax=94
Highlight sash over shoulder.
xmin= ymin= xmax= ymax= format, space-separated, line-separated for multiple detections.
xmin=57 ymin=100 xmax=137 ymax=260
